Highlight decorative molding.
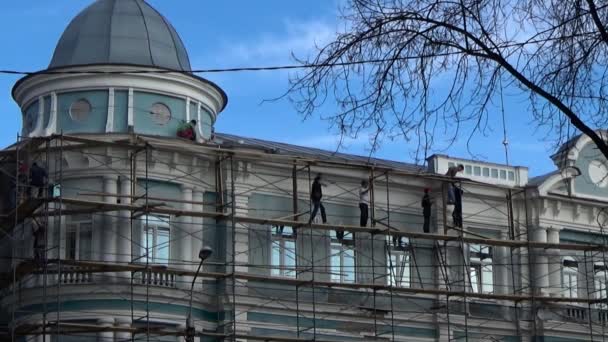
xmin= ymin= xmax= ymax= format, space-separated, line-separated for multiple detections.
xmin=553 ymin=201 xmax=561 ymax=217
xmin=106 ymin=87 xmax=115 ymax=132
xmin=185 ymin=97 xmax=191 ymax=122
xmin=32 ymin=95 xmax=44 ymax=137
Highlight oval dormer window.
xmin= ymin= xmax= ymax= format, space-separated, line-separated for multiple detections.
xmin=70 ymin=99 xmax=92 ymax=122
xmin=150 ymin=103 xmax=171 ymax=125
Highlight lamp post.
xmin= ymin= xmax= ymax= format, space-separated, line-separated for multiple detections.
xmin=186 ymin=246 xmax=213 ymax=342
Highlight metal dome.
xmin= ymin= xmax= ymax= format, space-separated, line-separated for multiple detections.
xmin=49 ymin=0 xmax=191 ymax=71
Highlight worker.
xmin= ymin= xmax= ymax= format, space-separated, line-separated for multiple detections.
xmin=32 ymin=221 xmax=46 ymax=264
xmin=445 ymin=164 xmax=464 ymax=204
xmin=17 ymin=160 xmax=28 ymax=201
xmin=30 ymin=162 xmax=48 ymax=198
xmin=452 ymin=185 xmax=463 ymax=228
xmin=309 ymin=173 xmax=327 ymax=224
xmin=422 ymin=188 xmax=432 ymax=233
xmin=359 ymin=180 xmax=370 ymax=227
xmin=177 ymin=119 xmax=197 ymax=141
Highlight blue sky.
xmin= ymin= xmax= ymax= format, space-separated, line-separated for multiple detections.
xmin=0 ymin=0 xmax=562 ymax=176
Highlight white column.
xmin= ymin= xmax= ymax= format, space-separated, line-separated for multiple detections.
xmin=127 ymin=88 xmax=134 ymax=128
xmin=547 ymin=227 xmax=561 ymax=296
xmin=103 ymin=176 xmax=118 ymax=263
xmin=495 ymin=231 xmax=510 ymax=295
xmin=532 ymin=227 xmax=549 ymax=295
xmin=106 ymin=88 xmax=115 ymax=133
xmin=45 ymin=92 xmax=57 ymax=135
xmin=181 ymin=186 xmax=193 ymax=270
xmin=118 ymin=176 xmax=132 ymax=263
xmin=98 ymin=317 xmax=114 ymax=341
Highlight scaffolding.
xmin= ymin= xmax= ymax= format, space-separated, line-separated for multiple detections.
xmin=1 ymin=133 xmax=608 ymax=341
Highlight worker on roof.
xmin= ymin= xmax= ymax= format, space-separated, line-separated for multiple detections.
xmin=309 ymin=173 xmax=328 ymax=224
xmin=359 ymin=180 xmax=370 ymax=227
xmin=30 ymin=162 xmax=48 ymax=198
xmin=445 ymin=164 xmax=464 ymax=204
xmin=422 ymin=188 xmax=432 ymax=233
xmin=177 ymin=119 xmax=197 ymax=141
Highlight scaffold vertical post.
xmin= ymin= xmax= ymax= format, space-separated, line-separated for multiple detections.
xmin=230 ymin=154 xmax=237 ymax=340
xmin=307 ymin=163 xmax=317 ymax=340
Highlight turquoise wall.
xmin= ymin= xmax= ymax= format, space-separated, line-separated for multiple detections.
xmin=57 ymin=90 xmax=108 ymax=133
xmin=113 ymin=89 xmax=128 ymax=132
xmin=22 ymin=100 xmax=39 ymax=135
xmin=133 ymin=91 xmax=186 ymax=136
xmin=201 ymin=107 xmax=213 ymax=139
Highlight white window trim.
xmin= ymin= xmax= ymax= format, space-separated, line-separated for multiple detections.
xmin=270 ymin=226 xmax=296 ymax=278
xmin=469 ymin=244 xmax=493 ymax=294
xmin=65 ymin=216 xmax=93 ymax=261
xmin=562 ymin=257 xmax=578 ymax=298
xmin=330 ymin=231 xmax=356 ymax=283
xmin=387 ymin=239 xmax=411 ymax=288
xmin=141 ymin=215 xmax=171 ymax=265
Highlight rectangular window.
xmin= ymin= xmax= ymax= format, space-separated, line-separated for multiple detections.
xmin=562 ymin=259 xmax=578 ymax=298
xmin=469 ymin=244 xmax=493 ymax=294
xmin=141 ymin=215 xmax=170 ymax=265
xmin=271 ymin=225 xmax=296 ymax=278
xmin=465 ymin=165 xmax=472 ymax=175
xmin=330 ymin=230 xmax=355 ymax=283
xmin=483 ymin=168 xmax=490 ymax=177
xmin=595 ymin=264 xmax=608 ymax=309
xmin=508 ymin=171 xmax=515 ymax=181
xmin=387 ymin=237 xmax=410 ymax=287
xmin=491 ymin=169 xmax=499 ymax=178
xmin=473 ymin=166 xmax=481 ymax=176
xmin=65 ymin=216 xmax=92 ymax=260
xmin=500 ymin=170 xmax=507 ymax=179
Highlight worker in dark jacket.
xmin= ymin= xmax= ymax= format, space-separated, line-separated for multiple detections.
xmin=30 ymin=162 xmax=48 ymax=198
xmin=452 ymin=185 xmax=463 ymax=228
xmin=422 ymin=188 xmax=432 ymax=233
xmin=309 ymin=174 xmax=327 ymax=224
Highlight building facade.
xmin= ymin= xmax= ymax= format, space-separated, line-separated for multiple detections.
xmin=1 ymin=0 xmax=607 ymax=341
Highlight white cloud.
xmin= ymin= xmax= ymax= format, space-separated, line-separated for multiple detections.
xmin=214 ymin=19 xmax=337 ymax=66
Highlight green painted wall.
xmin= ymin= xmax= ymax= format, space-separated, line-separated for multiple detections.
xmin=201 ymin=108 xmax=213 ymax=139
xmin=22 ymin=100 xmax=39 ymax=135
xmin=43 ymin=95 xmax=51 ymax=129
xmin=113 ymin=89 xmax=129 ymax=132
xmin=133 ymin=91 xmax=186 ymax=136
xmin=57 ymin=90 xmax=108 ymax=133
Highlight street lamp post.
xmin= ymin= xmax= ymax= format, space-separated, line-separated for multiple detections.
xmin=186 ymin=246 xmax=213 ymax=342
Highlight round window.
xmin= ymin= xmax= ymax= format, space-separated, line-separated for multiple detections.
xmin=69 ymin=99 xmax=92 ymax=122
xmin=150 ymin=103 xmax=171 ymax=125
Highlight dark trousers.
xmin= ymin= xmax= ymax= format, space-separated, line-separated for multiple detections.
xmin=423 ymin=215 xmax=431 ymax=233
xmin=359 ymin=203 xmax=368 ymax=227
xmin=310 ymin=200 xmax=327 ymax=223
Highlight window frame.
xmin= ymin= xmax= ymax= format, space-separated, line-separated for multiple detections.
xmin=270 ymin=225 xmax=297 ymax=278
xmin=65 ymin=215 xmax=93 ymax=261
xmin=330 ymin=230 xmax=356 ymax=283
xmin=469 ymin=244 xmax=493 ymax=294
xmin=141 ymin=214 xmax=171 ymax=265
xmin=387 ymin=236 xmax=411 ymax=287
xmin=562 ymin=258 xmax=578 ymax=298
xmin=595 ymin=263 xmax=608 ymax=309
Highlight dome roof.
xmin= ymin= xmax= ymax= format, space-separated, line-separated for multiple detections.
xmin=49 ymin=0 xmax=191 ymax=71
